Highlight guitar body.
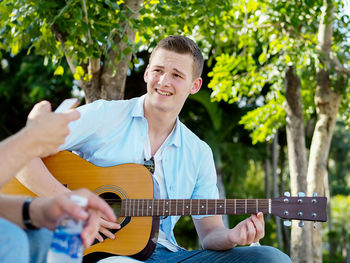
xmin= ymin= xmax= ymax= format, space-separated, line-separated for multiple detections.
xmin=1 ymin=151 xmax=159 ymax=261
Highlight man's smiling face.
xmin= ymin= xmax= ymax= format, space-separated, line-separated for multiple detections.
xmin=144 ymin=48 xmax=201 ymax=115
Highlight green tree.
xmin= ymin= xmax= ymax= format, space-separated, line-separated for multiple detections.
xmin=0 ymin=0 xmax=143 ymax=102
xmin=203 ymin=1 xmax=349 ymax=262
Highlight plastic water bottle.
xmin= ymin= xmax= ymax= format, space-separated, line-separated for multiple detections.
xmin=46 ymin=195 xmax=88 ymax=263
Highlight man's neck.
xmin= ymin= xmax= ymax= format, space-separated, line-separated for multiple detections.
xmin=144 ymin=103 xmax=177 ymax=156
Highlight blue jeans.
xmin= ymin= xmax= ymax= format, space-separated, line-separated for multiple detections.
xmin=0 ymin=218 xmax=52 ymax=263
xmin=144 ymin=244 xmax=292 ymax=263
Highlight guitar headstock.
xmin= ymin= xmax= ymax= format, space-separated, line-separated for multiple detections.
xmin=271 ymin=193 xmax=327 ymax=222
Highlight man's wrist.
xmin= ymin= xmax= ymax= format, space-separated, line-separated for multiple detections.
xmin=22 ymin=197 xmax=40 ymax=229
xmin=19 ymin=127 xmax=43 ymax=158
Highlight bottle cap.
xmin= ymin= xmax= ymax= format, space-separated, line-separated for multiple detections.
xmin=70 ymin=195 xmax=88 ymax=207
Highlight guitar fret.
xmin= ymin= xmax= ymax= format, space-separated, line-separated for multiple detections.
xmin=152 ymin=199 xmax=154 ymax=216
xmin=147 ymin=200 xmax=149 ymax=216
xmin=206 ymin=199 xmax=208 ymax=215
xmin=129 ymin=199 xmax=132 ymax=216
xmin=163 ymin=200 xmax=165 ymax=216
xmin=175 ymin=200 xmax=178 ymax=215
xmin=215 ymin=199 xmax=217 ymax=214
xmin=245 ymin=199 xmax=247 ymax=214
xmin=190 ymin=200 xmax=192 ymax=215
xmin=234 ymin=199 xmax=236 ymax=214
xmin=132 ymin=199 xmax=134 ymax=216
xmin=182 ymin=199 xmax=184 ymax=215
xmin=169 ymin=200 xmax=171 ymax=216
xmin=137 ymin=200 xmax=140 ymax=216
xmin=224 ymin=199 xmax=226 ymax=214
xmin=127 ymin=199 xmax=129 ymax=216
xmin=256 ymin=199 xmax=258 ymax=213
xmin=157 ymin=199 xmax=159 ymax=216
xmin=142 ymin=200 xmax=144 ymax=216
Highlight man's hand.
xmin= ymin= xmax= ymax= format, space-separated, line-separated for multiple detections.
xmin=227 ymin=212 xmax=265 ymax=246
xmin=194 ymin=213 xmax=265 ymax=250
xmin=26 ymin=100 xmax=80 ymax=158
xmin=95 ymin=217 xmax=121 ymax=243
xmin=30 ymin=188 xmax=117 ymax=247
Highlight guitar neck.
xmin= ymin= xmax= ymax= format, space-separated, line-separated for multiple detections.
xmin=121 ymin=199 xmax=270 ymax=217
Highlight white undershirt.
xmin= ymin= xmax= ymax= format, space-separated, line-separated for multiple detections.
xmin=143 ymin=131 xmax=179 ymax=252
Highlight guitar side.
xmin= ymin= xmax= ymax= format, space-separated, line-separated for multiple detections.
xmin=1 ymin=151 xmax=158 ymax=260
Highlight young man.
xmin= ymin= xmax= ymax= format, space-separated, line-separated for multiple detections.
xmin=0 ymin=101 xmax=116 ymax=263
xmin=18 ymin=36 xmax=291 ymax=263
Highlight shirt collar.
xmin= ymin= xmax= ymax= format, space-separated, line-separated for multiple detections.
xmin=131 ymin=94 xmax=146 ymax=118
xmin=131 ymin=94 xmax=181 ymax=148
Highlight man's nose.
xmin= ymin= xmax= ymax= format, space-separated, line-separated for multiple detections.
xmin=158 ymin=73 xmax=171 ymax=86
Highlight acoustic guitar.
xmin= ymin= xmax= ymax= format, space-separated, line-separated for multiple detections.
xmin=1 ymin=151 xmax=327 ymax=261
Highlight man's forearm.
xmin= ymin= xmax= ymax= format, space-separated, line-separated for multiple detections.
xmin=0 ymin=127 xmax=40 ymax=187
xmin=0 ymin=195 xmax=27 ymax=228
xmin=201 ymin=226 xmax=236 ymax=250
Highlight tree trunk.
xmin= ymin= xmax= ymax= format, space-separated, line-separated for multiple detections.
xmin=279 ymin=144 xmax=291 ymax=255
xmin=264 ymin=143 xmax=271 ymax=222
xmin=272 ymin=133 xmax=283 ymax=249
xmin=54 ymin=0 xmax=143 ymax=103
xmin=307 ymin=1 xmax=342 ymax=262
xmin=285 ymin=66 xmax=312 ymax=263
xmin=100 ymin=0 xmax=142 ymax=102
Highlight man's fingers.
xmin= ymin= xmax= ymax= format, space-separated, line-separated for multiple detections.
xmin=96 ymin=232 xmax=104 ymax=243
xmin=98 ymin=226 xmax=116 ymax=240
xmin=246 ymin=219 xmax=256 ymax=244
xmin=61 ymin=109 xmax=80 ymax=122
xmin=27 ymin=100 xmax=51 ymax=120
xmin=34 ymin=100 xmax=51 ymax=112
xmin=73 ymin=189 xmax=116 ymax=222
xmin=250 ymin=213 xmax=265 ymax=242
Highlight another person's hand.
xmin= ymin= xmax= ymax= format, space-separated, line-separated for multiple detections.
xmin=26 ymin=100 xmax=80 ymax=158
xmin=227 ymin=212 xmax=265 ymax=246
xmin=29 ymin=188 xmax=117 ymax=247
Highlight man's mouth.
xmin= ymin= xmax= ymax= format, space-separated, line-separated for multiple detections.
xmin=156 ymin=89 xmax=172 ymax=96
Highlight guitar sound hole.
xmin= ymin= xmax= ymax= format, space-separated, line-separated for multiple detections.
xmin=99 ymin=192 xmax=122 ymax=218
xmin=92 ymin=192 xmax=131 ymax=245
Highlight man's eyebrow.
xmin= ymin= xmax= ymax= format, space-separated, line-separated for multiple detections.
xmin=151 ymin=65 xmax=187 ymax=77
xmin=173 ymin=68 xmax=186 ymax=76
xmin=152 ymin=65 xmax=164 ymax=69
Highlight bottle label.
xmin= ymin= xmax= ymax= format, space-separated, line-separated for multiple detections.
xmin=50 ymin=229 xmax=83 ymax=259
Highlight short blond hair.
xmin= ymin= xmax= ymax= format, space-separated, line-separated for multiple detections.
xmin=150 ymin=35 xmax=204 ymax=79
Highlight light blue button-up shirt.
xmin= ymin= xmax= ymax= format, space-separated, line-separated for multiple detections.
xmin=60 ymin=95 xmax=219 ymax=246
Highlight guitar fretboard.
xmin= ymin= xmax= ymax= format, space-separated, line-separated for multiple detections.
xmin=121 ymin=199 xmax=271 ymax=217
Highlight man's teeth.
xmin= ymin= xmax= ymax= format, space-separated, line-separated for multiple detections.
xmin=157 ymin=90 xmax=172 ymax=96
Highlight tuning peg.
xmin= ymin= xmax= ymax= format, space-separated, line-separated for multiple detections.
xmin=298 ymin=192 xmax=305 ymax=197
xmin=284 ymin=192 xmax=290 ymax=197
xmin=313 ymin=192 xmax=318 ymax=197
xmin=283 ymin=220 xmax=291 ymax=227
xmin=313 ymin=222 xmax=317 ymax=229
xmin=298 ymin=221 xmax=304 ymax=227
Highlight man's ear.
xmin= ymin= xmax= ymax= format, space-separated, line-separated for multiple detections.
xmin=190 ymin=77 xmax=202 ymax=95
xmin=144 ymin=65 xmax=150 ymax=83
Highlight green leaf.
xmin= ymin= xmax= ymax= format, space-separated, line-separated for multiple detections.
xmin=54 ymin=65 xmax=64 ymax=75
